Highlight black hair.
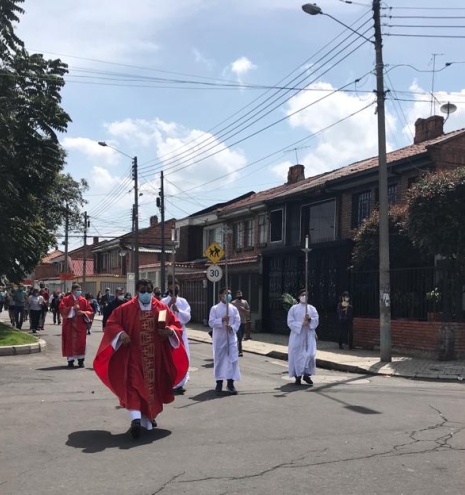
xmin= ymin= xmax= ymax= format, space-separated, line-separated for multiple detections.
xmin=298 ymin=288 xmax=307 ymax=297
xmin=71 ymin=284 xmax=81 ymax=291
xmin=135 ymin=279 xmax=153 ymax=291
xmin=219 ymin=287 xmax=230 ymax=295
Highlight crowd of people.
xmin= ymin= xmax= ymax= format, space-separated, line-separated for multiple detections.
xmin=1 ymin=279 xmax=356 ymax=440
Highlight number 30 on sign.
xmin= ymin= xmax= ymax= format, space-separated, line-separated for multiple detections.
xmin=206 ymin=264 xmax=223 ymax=283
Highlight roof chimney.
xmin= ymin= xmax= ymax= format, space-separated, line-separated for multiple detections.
xmin=93 ymin=236 xmax=99 ymax=245
xmin=414 ymin=115 xmax=444 ymax=144
xmin=150 ymin=215 xmax=158 ymax=227
xmin=286 ymin=164 xmax=305 ymax=185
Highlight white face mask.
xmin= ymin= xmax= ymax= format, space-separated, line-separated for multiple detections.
xmin=299 ymin=295 xmax=307 ymax=304
xmin=117 ymin=295 xmax=125 ymax=301
xmin=344 ymin=297 xmax=350 ymax=302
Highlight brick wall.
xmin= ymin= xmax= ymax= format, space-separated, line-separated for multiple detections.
xmin=354 ymin=317 xmax=465 ymax=359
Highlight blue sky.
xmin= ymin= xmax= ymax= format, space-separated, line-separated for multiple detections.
xmin=15 ymin=0 xmax=465 ymax=249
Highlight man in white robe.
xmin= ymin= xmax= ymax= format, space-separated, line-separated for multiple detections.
xmin=162 ymin=282 xmax=192 ymax=394
xmin=208 ymin=287 xmax=241 ymax=395
xmin=287 ymin=289 xmax=319 ymax=385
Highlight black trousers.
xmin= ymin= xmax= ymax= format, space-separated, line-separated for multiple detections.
xmin=30 ymin=310 xmax=42 ymax=330
xmin=338 ymin=320 xmax=353 ymax=349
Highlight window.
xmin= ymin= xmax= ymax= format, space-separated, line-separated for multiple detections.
xmin=110 ymin=249 xmax=119 ymax=268
xmin=352 ymin=191 xmax=371 ymax=229
xmin=270 ymin=209 xmax=283 ymax=243
xmin=204 ymin=227 xmax=220 ymax=249
xmin=258 ymin=214 xmax=267 ymax=245
xmin=388 ymin=184 xmax=397 ymax=206
xmin=301 ymin=200 xmax=336 ymax=245
xmin=233 ymin=222 xmax=244 ymax=250
xmin=244 ymin=219 xmax=254 ymax=248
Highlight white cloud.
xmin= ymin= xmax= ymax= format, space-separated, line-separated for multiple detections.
xmin=401 ymin=81 xmax=465 ymax=138
xmin=224 ymin=56 xmax=257 ymax=84
xmin=192 ymin=48 xmax=215 ymax=71
xmin=278 ymin=81 xmax=397 ymax=178
xmin=62 ymin=137 xmax=120 ymax=167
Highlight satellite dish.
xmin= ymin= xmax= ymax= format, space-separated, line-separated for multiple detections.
xmin=440 ymin=102 xmax=457 ymax=120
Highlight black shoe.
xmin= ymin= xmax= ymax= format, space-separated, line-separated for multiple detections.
xmin=303 ymin=375 xmax=313 ymax=385
xmin=67 ymin=360 xmax=75 ymax=368
xmin=151 ymin=419 xmax=157 ymax=428
xmin=130 ymin=419 xmax=141 ymax=439
xmin=173 ymin=387 xmax=185 ymax=395
xmin=295 ymin=376 xmax=302 ymax=385
xmin=238 ymin=352 xmax=243 ymax=357
xmin=215 ymin=381 xmax=223 ymax=395
xmin=226 ymin=380 xmax=238 ymax=395
xmin=87 ymin=330 xmax=91 ymax=335
xmin=32 ymin=330 xmax=37 ymax=334
xmin=77 ymin=359 xmax=85 ymax=368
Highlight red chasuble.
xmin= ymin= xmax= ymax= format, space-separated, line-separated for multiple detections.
xmin=93 ymin=297 xmax=188 ymax=420
xmin=59 ymin=294 xmax=93 ymax=357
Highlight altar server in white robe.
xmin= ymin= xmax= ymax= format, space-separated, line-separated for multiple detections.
xmin=162 ymin=282 xmax=192 ymax=394
xmin=287 ymin=289 xmax=319 ymax=385
xmin=208 ymin=287 xmax=241 ymax=395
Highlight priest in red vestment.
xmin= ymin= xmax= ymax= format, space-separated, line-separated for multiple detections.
xmin=93 ymin=279 xmax=188 ymax=439
xmin=59 ymin=284 xmax=93 ymax=368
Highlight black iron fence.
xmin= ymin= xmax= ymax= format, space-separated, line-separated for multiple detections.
xmin=351 ymin=266 xmax=465 ymax=322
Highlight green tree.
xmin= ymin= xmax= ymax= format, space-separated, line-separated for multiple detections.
xmin=0 ymin=0 xmax=87 ymax=281
xmin=352 ymin=204 xmax=430 ymax=271
xmin=407 ymin=168 xmax=465 ymax=261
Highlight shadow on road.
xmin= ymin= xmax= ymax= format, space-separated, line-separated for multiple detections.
xmin=66 ymin=428 xmax=172 ymax=453
xmin=36 ymin=365 xmax=73 ymax=371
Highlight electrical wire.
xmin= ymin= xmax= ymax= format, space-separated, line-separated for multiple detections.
xmin=138 ymin=38 xmax=374 ymax=180
xmin=170 ymin=101 xmax=375 ymax=196
xmin=385 ymin=33 xmax=465 ymax=39
xmin=137 ymin=13 xmax=374 ymax=172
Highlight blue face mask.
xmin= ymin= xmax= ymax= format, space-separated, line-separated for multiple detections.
xmin=226 ymin=294 xmax=232 ymax=303
xmin=74 ymin=291 xmax=82 ymax=298
xmin=139 ymin=292 xmax=152 ymax=305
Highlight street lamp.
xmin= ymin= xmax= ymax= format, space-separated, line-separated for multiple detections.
xmin=98 ymin=141 xmax=140 ymax=282
xmin=302 ymin=1 xmax=391 ymax=362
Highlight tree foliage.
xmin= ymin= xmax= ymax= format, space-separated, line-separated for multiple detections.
xmin=0 ymin=0 xmax=87 ymax=281
xmin=407 ymin=168 xmax=465 ymax=261
xmin=352 ymin=204 xmax=430 ymax=271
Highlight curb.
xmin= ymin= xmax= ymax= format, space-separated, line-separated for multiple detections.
xmin=188 ymin=334 xmax=463 ymax=382
xmin=0 ymin=338 xmax=46 ymax=356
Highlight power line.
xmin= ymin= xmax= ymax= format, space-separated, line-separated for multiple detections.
xmin=383 ymin=15 xmax=465 ymax=19
xmin=137 ymin=13 xmax=374 ymax=172
xmin=172 ymin=102 xmax=375 ymax=196
xmin=385 ymin=33 xmax=465 ymax=39
xmin=384 ymin=24 xmax=465 ymax=29
xmin=139 ymin=38 xmax=373 ymax=179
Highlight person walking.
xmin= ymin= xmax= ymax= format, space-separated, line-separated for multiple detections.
xmin=100 ymin=287 xmax=113 ymax=312
xmin=85 ymin=293 xmax=99 ymax=335
xmin=287 ymin=289 xmax=319 ymax=386
xmin=96 ymin=291 xmax=103 ymax=315
xmin=12 ymin=285 xmax=26 ymax=329
xmin=153 ymin=287 xmax=162 ymax=301
xmin=93 ymin=279 xmax=188 ymax=439
xmin=28 ymin=289 xmax=44 ymax=333
xmin=231 ymin=289 xmax=250 ymax=356
xmin=102 ymin=287 xmax=126 ymax=329
xmin=59 ymin=284 xmax=93 ymax=368
xmin=162 ymin=281 xmax=192 ymax=394
xmin=337 ymin=291 xmax=354 ymax=350
xmin=49 ymin=291 xmax=62 ymax=325
xmin=208 ymin=287 xmax=241 ymax=395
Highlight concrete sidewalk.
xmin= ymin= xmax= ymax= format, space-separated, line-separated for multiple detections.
xmin=186 ymin=322 xmax=465 ymax=382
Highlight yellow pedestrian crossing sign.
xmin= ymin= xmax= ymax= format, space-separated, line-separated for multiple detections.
xmin=204 ymin=241 xmax=225 ymax=264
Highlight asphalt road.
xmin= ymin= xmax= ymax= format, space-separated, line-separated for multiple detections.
xmin=0 ymin=316 xmax=464 ymax=495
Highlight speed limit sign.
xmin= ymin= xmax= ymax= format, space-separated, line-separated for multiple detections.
xmin=206 ymin=264 xmax=223 ymax=283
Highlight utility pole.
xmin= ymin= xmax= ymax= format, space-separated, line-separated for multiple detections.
xmin=64 ymin=204 xmax=69 ymax=294
xmin=82 ymin=211 xmax=89 ymax=290
xmin=171 ymin=228 xmax=177 ymax=287
xmin=158 ymin=171 xmax=166 ymax=293
xmin=373 ymin=0 xmax=391 ymax=362
xmin=132 ymin=156 xmax=139 ymax=281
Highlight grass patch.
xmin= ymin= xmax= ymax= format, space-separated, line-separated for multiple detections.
xmin=0 ymin=323 xmax=38 ymax=346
